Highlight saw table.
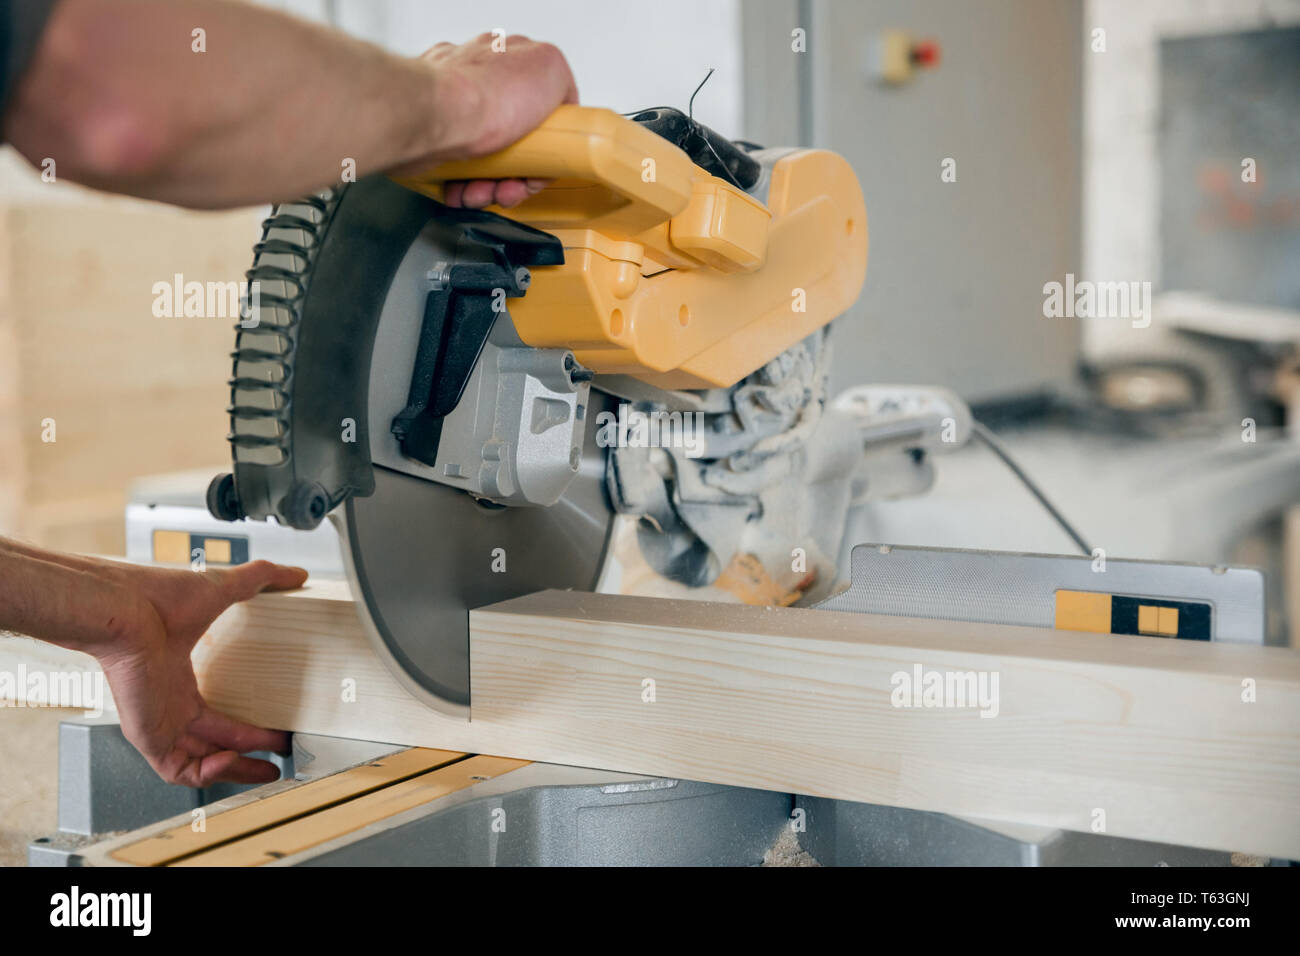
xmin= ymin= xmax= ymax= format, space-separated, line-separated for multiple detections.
xmin=35 ymin=724 xmax=1244 ymax=867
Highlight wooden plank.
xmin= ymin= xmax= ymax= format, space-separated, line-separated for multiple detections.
xmin=18 ymin=389 xmax=229 ymax=508
xmin=0 ymin=202 xmax=261 ymax=553
xmin=194 ymin=582 xmax=1300 ymax=858
xmin=173 ymin=755 xmax=529 ymax=867
xmin=111 ymin=747 xmax=465 ymax=866
xmin=0 ymin=634 xmax=114 ymax=715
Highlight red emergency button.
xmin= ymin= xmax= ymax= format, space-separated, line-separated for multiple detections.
xmin=909 ymin=39 xmax=941 ymax=68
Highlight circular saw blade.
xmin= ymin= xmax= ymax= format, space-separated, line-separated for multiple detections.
xmin=339 ymin=405 xmax=615 ymax=717
xmin=332 ymin=182 xmax=616 ymax=716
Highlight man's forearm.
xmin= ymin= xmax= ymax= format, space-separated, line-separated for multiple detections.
xmin=0 ymin=534 xmax=105 ymax=571
xmin=0 ymin=540 xmax=141 ymax=657
xmin=4 ymin=0 xmax=449 ymax=207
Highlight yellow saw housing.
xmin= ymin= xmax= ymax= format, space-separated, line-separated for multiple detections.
xmin=397 ymin=105 xmax=866 ymax=391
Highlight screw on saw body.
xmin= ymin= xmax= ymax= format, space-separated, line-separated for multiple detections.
xmin=428 ymin=265 xmax=532 ymax=295
xmin=564 ymin=353 xmax=595 ymax=384
xmin=282 ymin=480 xmax=331 ymax=530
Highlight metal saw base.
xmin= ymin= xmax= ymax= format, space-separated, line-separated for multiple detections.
xmin=33 ymin=721 xmax=1242 ymax=867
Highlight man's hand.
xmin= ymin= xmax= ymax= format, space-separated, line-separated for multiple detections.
xmin=416 ymin=33 xmax=577 ymax=210
xmin=96 ymin=560 xmax=308 ymax=787
xmin=0 ymin=539 xmax=307 ymax=787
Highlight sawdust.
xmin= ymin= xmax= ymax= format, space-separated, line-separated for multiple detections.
xmin=761 ymin=824 xmax=821 ymax=867
xmin=0 ymin=707 xmax=67 ymax=866
xmin=715 ymin=553 xmax=815 ymax=607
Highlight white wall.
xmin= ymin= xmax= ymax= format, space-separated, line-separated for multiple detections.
xmin=1083 ymin=0 xmax=1300 ymax=354
xmin=375 ymin=0 xmax=742 ymax=136
xmin=298 ymin=0 xmax=743 ymax=137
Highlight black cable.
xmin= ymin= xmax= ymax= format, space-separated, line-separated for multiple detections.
xmin=620 ymin=69 xmax=749 ymax=192
xmin=688 ymin=68 xmax=713 ymax=121
xmin=971 ymin=420 xmax=1093 ymax=556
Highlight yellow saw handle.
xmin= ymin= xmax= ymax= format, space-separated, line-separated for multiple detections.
xmin=395 ymin=105 xmax=703 ymax=234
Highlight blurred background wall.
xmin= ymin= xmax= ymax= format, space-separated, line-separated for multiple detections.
xmin=1085 ymin=0 xmax=1300 ymax=357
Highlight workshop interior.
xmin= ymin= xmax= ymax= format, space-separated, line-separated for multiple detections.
xmin=2 ymin=0 xmax=1299 ymax=869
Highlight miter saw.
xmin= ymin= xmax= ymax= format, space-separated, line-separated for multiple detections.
xmin=205 ymin=104 xmax=971 ymax=716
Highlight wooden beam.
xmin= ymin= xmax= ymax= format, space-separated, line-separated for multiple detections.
xmin=0 ymin=202 xmax=263 ymax=555
xmin=195 ymin=581 xmax=1300 ymax=858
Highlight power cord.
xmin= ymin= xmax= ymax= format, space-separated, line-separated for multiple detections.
xmin=970 ymin=420 xmax=1093 ymax=556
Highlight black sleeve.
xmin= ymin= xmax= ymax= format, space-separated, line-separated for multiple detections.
xmin=1 ymin=0 xmax=61 ymax=116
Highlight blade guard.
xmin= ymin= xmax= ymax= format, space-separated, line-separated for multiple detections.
xmin=208 ymin=183 xmax=561 ymax=531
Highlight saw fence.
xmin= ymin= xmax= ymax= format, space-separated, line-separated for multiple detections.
xmin=193 ymin=580 xmax=1300 ymax=859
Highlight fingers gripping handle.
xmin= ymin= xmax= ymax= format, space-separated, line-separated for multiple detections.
xmin=394 ymin=105 xmax=702 ymax=231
